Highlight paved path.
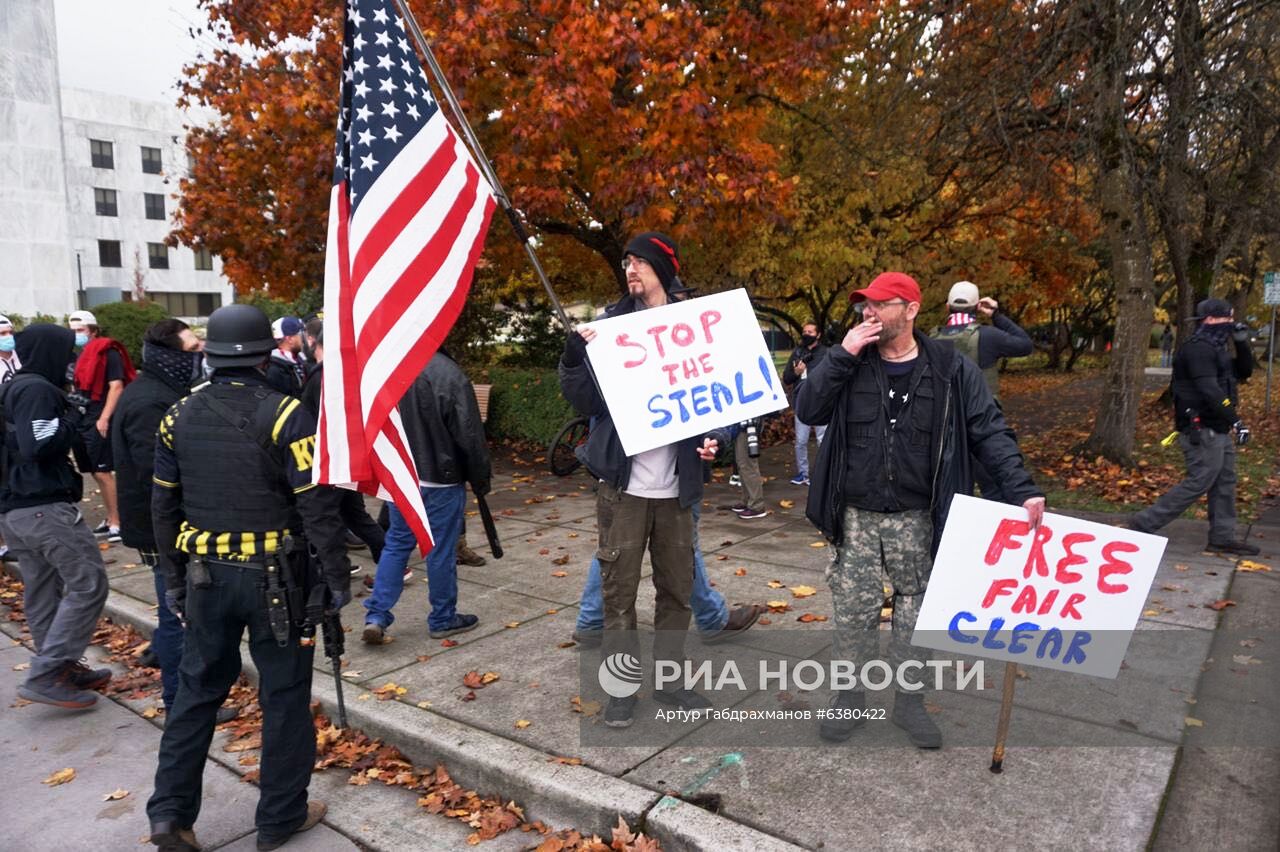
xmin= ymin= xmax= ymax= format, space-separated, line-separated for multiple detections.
xmin=4 ymin=443 xmax=1278 ymax=850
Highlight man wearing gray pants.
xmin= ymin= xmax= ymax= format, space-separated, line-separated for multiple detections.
xmin=1129 ymin=299 xmax=1258 ymax=555
xmin=0 ymin=325 xmax=110 ymax=708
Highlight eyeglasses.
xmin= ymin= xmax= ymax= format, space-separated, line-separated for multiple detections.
xmin=620 ymin=256 xmax=652 ymax=272
xmin=865 ymin=299 xmax=908 ymax=311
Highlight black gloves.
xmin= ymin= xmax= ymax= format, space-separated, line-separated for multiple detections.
xmin=164 ymin=586 xmax=187 ymax=626
xmin=1232 ymin=322 xmax=1251 ymax=343
xmin=64 ymin=390 xmax=91 ymax=426
xmin=562 ymin=332 xmax=589 ymax=368
xmin=471 ymin=478 xmax=491 ymax=498
xmin=1233 ymin=420 xmax=1251 ymax=446
xmin=322 ymin=558 xmax=352 ymax=610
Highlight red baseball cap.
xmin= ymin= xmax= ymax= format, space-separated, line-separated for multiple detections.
xmin=849 ymin=271 xmax=922 ymax=304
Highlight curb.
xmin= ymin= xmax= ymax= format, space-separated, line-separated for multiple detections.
xmin=103 ymin=591 xmax=806 ymax=850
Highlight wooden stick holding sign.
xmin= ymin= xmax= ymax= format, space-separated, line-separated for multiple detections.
xmin=911 ymin=495 xmax=1167 ymax=770
xmin=990 ymin=661 xmax=1018 ymax=773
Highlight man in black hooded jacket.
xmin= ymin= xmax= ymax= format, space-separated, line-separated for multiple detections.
xmin=0 ymin=324 xmax=110 ymax=709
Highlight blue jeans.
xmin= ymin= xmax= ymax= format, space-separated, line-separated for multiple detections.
xmin=151 ymin=566 xmax=184 ymax=710
xmin=576 ymin=505 xmax=727 ymax=634
xmin=363 ymin=485 xmax=465 ymax=632
xmin=794 ymin=416 xmax=827 ymax=479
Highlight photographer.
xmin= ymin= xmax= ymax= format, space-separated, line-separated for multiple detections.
xmin=1129 ymin=299 xmax=1258 ymax=554
xmin=732 ymin=417 xmax=767 ymax=519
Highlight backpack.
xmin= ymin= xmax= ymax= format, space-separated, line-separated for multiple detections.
xmin=931 ymin=324 xmax=1001 ymax=398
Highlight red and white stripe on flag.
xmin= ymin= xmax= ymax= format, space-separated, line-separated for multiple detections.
xmin=315 ymin=0 xmax=496 ymax=556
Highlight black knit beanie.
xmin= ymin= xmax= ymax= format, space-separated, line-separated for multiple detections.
xmin=623 ymin=232 xmax=681 ymax=292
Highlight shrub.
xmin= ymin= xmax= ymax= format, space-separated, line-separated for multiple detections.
xmin=484 ymin=367 xmax=574 ymax=444
xmin=93 ymin=301 xmax=171 ymax=366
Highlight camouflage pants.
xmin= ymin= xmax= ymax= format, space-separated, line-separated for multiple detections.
xmin=826 ymin=506 xmax=933 ymax=681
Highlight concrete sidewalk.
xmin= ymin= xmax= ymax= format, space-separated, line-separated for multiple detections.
xmin=16 ymin=443 xmax=1279 ymax=850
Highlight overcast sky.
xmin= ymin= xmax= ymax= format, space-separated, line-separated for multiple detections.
xmin=54 ymin=0 xmax=208 ymax=102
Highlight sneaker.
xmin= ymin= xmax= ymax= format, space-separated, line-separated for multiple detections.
xmin=348 ymin=564 xmax=364 ymax=576
xmin=17 ymin=668 xmax=98 ymax=709
xmin=106 ymin=526 xmax=122 ymax=543
xmin=1207 ymin=539 xmax=1261 ymax=556
xmin=571 ymin=628 xmax=602 ymax=648
xmin=729 ymin=503 xmax=748 ymax=513
xmin=728 ymin=474 xmax=742 ymax=487
xmin=148 ymin=821 xmax=200 ymax=851
xmin=604 ymin=695 xmax=638 ymax=728
xmin=891 ymin=692 xmax=942 ymax=748
xmin=361 ymin=623 xmax=385 ymax=645
xmin=789 ymin=475 xmax=808 ymax=486
xmin=257 ymin=800 xmax=326 ymax=851
xmin=702 ymin=604 xmax=764 ymax=645
xmin=66 ymin=660 xmax=112 ymax=691
xmin=92 ymin=520 xmax=111 ymax=536
xmin=428 ymin=613 xmax=479 ymax=639
xmin=736 ymin=508 xmax=769 ymax=519
xmin=403 ymin=567 xmax=413 ymax=582
xmin=457 ymin=545 xmax=487 ymax=567
xmin=215 ymin=705 xmax=240 ymax=725
xmin=819 ymin=690 xmax=867 ymax=742
xmin=653 ymin=687 xmax=712 ymax=711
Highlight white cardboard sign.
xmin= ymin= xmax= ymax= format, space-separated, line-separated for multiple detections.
xmin=911 ymin=495 xmax=1167 ymax=678
xmin=584 ymin=288 xmax=787 ymax=456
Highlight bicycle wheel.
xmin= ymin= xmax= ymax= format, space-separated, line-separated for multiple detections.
xmin=548 ymin=416 xmax=590 ymax=476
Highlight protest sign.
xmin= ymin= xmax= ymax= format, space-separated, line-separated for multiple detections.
xmin=584 ymin=288 xmax=787 ymax=456
xmin=912 ymin=495 xmax=1166 ymax=678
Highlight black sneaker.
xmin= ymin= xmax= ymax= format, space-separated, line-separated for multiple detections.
xmin=428 ymin=613 xmax=479 ymax=639
xmin=1207 ymin=539 xmax=1260 ymax=556
xmin=17 ymin=668 xmax=97 ymax=709
xmin=653 ymin=687 xmax=712 ymax=711
xmin=149 ymin=821 xmax=200 ymax=852
xmin=891 ymin=692 xmax=942 ymax=749
xmin=92 ymin=520 xmax=111 ymax=536
xmin=819 ymin=690 xmax=866 ymax=742
xmin=66 ymin=660 xmax=112 ymax=690
xmin=604 ymin=695 xmax=638 ymax=728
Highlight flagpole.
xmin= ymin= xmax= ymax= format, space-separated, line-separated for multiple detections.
xmin=391 ymin=0 xmax=574 ymax=332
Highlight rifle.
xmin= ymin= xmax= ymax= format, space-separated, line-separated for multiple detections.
xmin=302 ymin=583 xmax=348 ymax=728
xmin=476 ymin=492 xmax=503 ymax=559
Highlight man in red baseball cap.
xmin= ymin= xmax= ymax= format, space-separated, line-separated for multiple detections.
xmin=795 ymin=271 xmax=1045 ymax=749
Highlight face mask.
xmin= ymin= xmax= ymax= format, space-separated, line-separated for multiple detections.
xmin=0 ymin=336 xmax=13 ymax=353
xmin=1198 ymin=323 xmax=1232 ymax=346
xmin=189 ymin=352 xmax=205 ymax=383
xmin=801 ymin=334 xmax=817 ymax=346
xmin=74 ymin=333 xmax=89 ymax=347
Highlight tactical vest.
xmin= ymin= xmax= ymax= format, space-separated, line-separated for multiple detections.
xmin=170 ymin=384 xmax=294 ymax=534
xmin=932 ymin=324 xmax=1000 ymax=398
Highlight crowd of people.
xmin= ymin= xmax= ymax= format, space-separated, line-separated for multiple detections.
xmin=0 ymin=232 xmax=1260 ymax=849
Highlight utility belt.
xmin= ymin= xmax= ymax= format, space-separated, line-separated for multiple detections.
xmin=190 ymin=536 xmax=317 ymax=648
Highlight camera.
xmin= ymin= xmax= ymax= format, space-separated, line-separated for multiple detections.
xmin=742 ymin=419 xmax=760 ymax=458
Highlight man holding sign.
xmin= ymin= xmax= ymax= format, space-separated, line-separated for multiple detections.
xmin=560 ymin=232 xmax=730 ymax=729
xmin=796 ymin=271 xmax=1044 ymax=748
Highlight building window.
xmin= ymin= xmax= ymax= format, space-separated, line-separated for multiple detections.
xmin=94 ymin=188 xmax=118 ymax=217
xmin=98 ymin=240 xmax=122 ymax=268
xmin=144 ymin=193 xmax=166 ymax=220
xmin=150 ymin=291 xmax=222 ymax=316
xmin=141 ymin=146 xmax=163 ymax=175
xmin=90 ymin=139 xmax=113 ymax=169
xmin=147 ymin=242 xmax=169 ymax=269
xmin=193 ymin=247 xmax=213 ymax=271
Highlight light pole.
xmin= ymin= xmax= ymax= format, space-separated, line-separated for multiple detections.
xmin=75 ymin=250 xmax=85 ymax=310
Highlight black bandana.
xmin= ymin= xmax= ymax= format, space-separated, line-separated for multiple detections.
xmin=142 ymin=341 xmax=203 ymax=392
xmin=1194 ymin=323 xmax=1232 ymax=347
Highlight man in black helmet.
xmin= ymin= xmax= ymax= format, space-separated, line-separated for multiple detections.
xmin=146 ymin=304 xmax=352 ymax=852
xmin=1129 ymin=298 xmax=1258 ymax=555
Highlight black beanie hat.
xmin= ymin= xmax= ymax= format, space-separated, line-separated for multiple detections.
xmin=623 ymin=231 xmax=681 ymax=292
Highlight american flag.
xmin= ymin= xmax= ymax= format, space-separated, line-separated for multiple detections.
xmin=316 ymin=0 xmax=496 ymax=554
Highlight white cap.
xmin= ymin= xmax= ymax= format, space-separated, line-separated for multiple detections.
xmin=947 ymin=281 xmax=980 ymax=310
xmin=69 ymin=309 xmax=98 ymax=327
xmin=0 ymin=315 xmax=11 ymax=331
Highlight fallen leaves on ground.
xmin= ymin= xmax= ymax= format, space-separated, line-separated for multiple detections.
xmin=790 ymin=585 xmax=816 ymax=598
xmin=1238 ymin=560 xmax=1271 ymax=573
xmin=551 ymin=571 xmax=569 ymax=578
xmin=102 ymin=788 xmax=129 ymax=800
xmin=809 ymin=542 xmax=826 ymax=548
xmin=766 ymin=580 xmax=784 ymax=589
xmin=733 ymin=568 xmax=746 ymax=576
xmin=373 ymin=682 xmax=408 ymax=701
xmin=42 ymin=768 xmax=75 ymax=786
xmin=570 ymin=695 xmax=602 ymax=717
xmin=766 ymin=601 xmax=791 ymax=613
xmin=778 ymin=499 xmax=794 ymax=509
xmin=514 ymin=719 xmax=532 ymax=729
xmin=797 ymin=613 xmax=828 ymax=623
xmin=1207 ymin=599 xmax=1237 ymax=611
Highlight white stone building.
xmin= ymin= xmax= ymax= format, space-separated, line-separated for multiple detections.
xmin=0 ymin=0 xmax=232 ymax=321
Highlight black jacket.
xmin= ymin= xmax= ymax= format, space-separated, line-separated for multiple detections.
xmin=265 ymin=351 xmax=303 ymax=398
xmin=0 ymin=325 xmax=84 ymax=511
xmin=110 ymin=366 xmax=189 ymax=549
xmin=399 ymin=353 xmax=491 ymax=493
xmin=796 ymin=331 xmax=1042 ymax=556
xmin=558 ymin=295 xmax=728 ymax=509
xmin=1171 ymin=333 xmax=1253 ymax=433
xmin=782 ymin=341 xmax=830 ymax=389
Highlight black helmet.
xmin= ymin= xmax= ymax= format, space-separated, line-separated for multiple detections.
xmin=203 ymin=304 xmax=276 ymax=368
